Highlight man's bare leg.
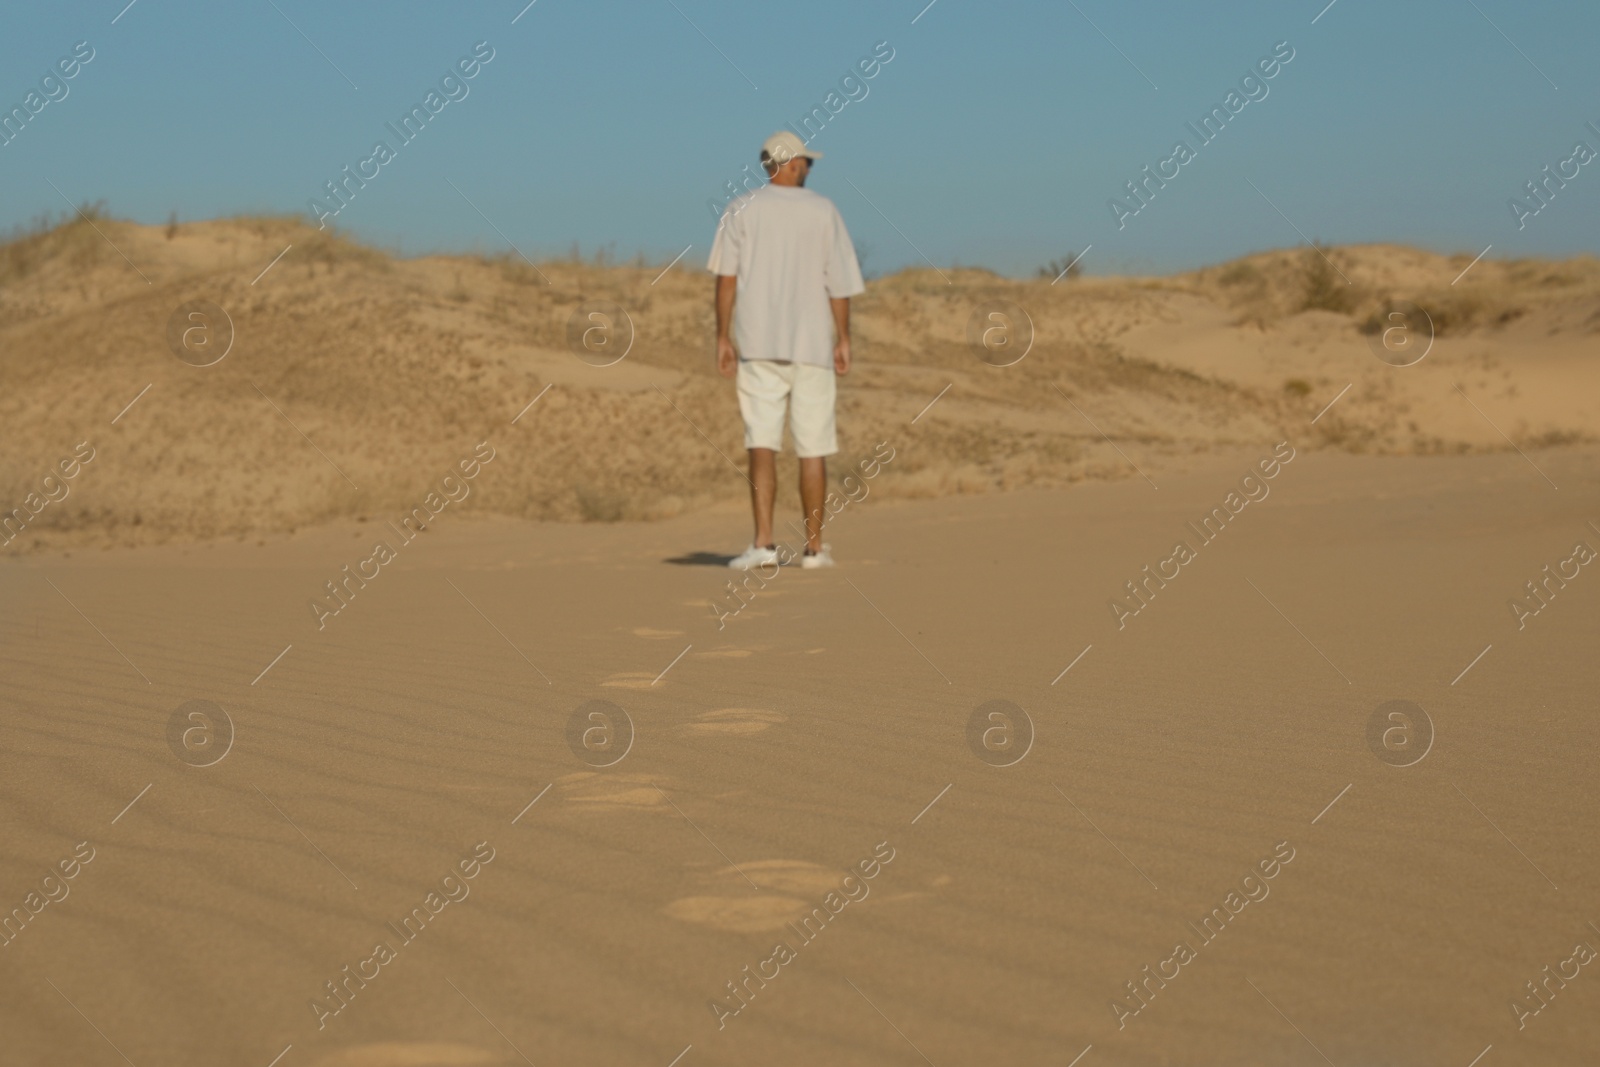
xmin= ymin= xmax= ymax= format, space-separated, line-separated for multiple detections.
xmin=800 ymin=456 xmax=826 ymax=553
xmin=748 ymin=447 xmax=777 ymax=547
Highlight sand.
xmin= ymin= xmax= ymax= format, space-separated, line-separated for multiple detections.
xmin=2 ymin=438 xmax=1598 ymax=1065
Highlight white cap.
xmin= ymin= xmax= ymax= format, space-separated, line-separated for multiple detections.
xmin=761 ymin=129 xmax=820 ymax=165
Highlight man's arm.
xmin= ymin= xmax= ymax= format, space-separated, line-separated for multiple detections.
xmin=830 ymin=296 xmax=851 ymax=375
xmin=715 ymin=275 xmax=738 ymax=378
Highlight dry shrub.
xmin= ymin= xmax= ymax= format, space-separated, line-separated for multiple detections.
xmin=1359 ymin=289 xmax=1526 ymax=337
xmin=1217 ymin=261 xmax=1262 ymax=287
xmin=574 ymin=484 xmax=628 ymax=522
xmin=488 ymin=252 xmax=548 ymax=288
xmin=297 ymin=228 xmax=390 ymax=270
xmin=0 ymin=203 xmax=112 ymax=284
xmin=1038 ymin=252 xmax=1086 ymax=281
xmin=1299 ymin=244 xmax=1356 ymax=313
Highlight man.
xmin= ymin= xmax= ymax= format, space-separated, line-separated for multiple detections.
xmin=708 ymin=130 xmax=865 ymax=571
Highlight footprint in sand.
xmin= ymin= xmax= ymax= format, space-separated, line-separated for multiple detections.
xmin=599 ymin=671 xmax=659 ymax=689
xmin=557 ymin=771 xmax=672 ymax=812
xmin=665 ymin=893 xmax=813 ymax=933
xmin=681 ymin=708 xmax=786 ymax=736
xmin=664 ymin=859 xmax=856 ymax=933
xmin=309 ymin=1043 xmax=500 ymax=1067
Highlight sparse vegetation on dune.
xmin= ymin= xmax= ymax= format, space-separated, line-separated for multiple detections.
xmin=0 ymin=210 xmax=1593 ymax=550
xmin=1181 ymin=240 xmax=1600 ymax=333
xmin=0 ymin=201 xmax=114 ymax=285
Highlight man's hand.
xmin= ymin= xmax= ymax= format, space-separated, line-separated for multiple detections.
xmin=829 ymin=296 xmax=852 ymax=376
xmin=715 ymin=275 xmax=738 ymax=378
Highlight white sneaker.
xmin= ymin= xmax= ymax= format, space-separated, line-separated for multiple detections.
xmin=728 ymin=544 xmax=780 ymax=570
xmin=800 ymin=544 xmax=834 ymax=569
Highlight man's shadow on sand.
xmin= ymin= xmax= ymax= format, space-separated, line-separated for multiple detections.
xmin=663 ymin=551 xmax=737 ymax=566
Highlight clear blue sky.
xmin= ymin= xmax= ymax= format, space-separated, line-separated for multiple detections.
xmin=2 ymin=0 xmax=1597 ymax=276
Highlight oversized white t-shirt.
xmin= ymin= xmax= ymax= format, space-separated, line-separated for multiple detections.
xmin=706 ymin=185 xmax=865 ymax=367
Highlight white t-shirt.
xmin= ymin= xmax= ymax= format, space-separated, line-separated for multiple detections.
xmin=706 ymin=185 xmax=865 ymax=368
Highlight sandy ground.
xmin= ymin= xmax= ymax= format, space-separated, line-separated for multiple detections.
xmin=2 ymin=442 xmax=1597 ymax=1066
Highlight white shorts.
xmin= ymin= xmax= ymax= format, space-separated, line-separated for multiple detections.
xmin=736 ymin=359 xmax=838 ymax=458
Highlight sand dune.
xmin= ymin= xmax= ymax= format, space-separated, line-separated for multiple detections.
xmin=2 ymin=214 xmax=1596 ymax=552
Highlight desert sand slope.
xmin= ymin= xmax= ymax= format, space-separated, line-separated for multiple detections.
xmin=1135 ymin=243 xmax=1600 ymax=453
xmin=1 ymin=217 xmax=1595 ymax=552
xmin=0 ymin=442 xmax=1597 ymax=1065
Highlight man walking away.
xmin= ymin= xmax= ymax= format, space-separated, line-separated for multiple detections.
xmin=708 ymin=130 xmax=865 ymax=571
